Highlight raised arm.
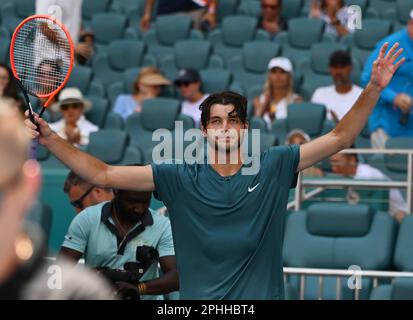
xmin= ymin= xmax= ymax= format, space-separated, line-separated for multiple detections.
xmin=25 ymin=113 xmax=155 ymax=191
xmin=298 ymin=42 xmax=405 ymax=171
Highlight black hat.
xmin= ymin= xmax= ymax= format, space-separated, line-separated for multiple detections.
xmin=174 ymin=68 xmax=201 ymax=85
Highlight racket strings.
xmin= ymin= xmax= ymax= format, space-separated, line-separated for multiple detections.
xmin=12 ymin=18 xmax=71 ymax=97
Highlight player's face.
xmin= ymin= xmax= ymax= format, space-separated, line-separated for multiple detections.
xmin=204 ymin=104 xmax=247 ymax=153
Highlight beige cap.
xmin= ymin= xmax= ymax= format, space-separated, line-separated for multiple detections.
xmin=140 ymin=73 xmax=171 ymax=86
xmin=50 ymin=87 xmax=92 ymax=113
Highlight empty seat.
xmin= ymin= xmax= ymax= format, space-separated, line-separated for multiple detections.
xmin=87 ymin=129 xmax=130 ymax=164
xmin=66 ymin=65 xmax=105 ymax=98
xmin=208 ymin=15 xmax=270 ymax=67
xmin=85 ymin=96 xmax=110 ymax=128
xmin=200 ymin=69 xmax=232 ymax=93
xmin=1 ymin=0 xmax=35 ymax=32
xmin=90 ymin=13 xmax=128 ymax=51
xmin=82 ymin=0 xmax=112 ymax=28
xmin=284 ymin=203 xmax=398 ymax=299
xmin=142 ymin=14 xmax=203 ymax=61
xmin=160 ymin=40 xmax=224 ymax=80
xmin=228 ymin=40 xmax=281 ymax=98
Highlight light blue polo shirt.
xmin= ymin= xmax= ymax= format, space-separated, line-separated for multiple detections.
xmin=62 ymin=202 xmax=175 ymax=300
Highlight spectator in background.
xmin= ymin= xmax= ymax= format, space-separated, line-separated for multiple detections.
xmin=113 ymin=67 xmax=170 ymax=121
xmin=140 ymin=0 xmax=218 ymax=32
xmin=0 ymin=64 xmax=23 ymax=115
xmin=174 ymin=68 xmax=209 ymax=127
xmin=64 ymin=171 xmax=114 ymax=214
xmin=36 ymin=0 xmax=95 ymax=65
xmin=329 ymin=152 xmax=408 ymax=223
xmin=259 ymin=0 xmax=287 ymax=38
xmin=361 ymin=10 xmax=413 ymax=149
xmin=49 ymin=87 xmax=98 ymax=146
xmin=253 ymin=57 xmax=302 ymax=129
xmin=309 ymin=0 xmax=354 ymax=37
xmin=286 ymin=129 xmax=324 ymax=177
xmin=311 ymin=50 xmax=362 ymax=122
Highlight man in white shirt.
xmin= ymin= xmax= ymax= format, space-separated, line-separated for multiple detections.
xmin=49 ymin=87 xmax=98 ymax=146
xmin=329 ymin=152 xmax=408 ymax=223
xmin=311 ymin=50 xmax=363 ymax=122
xmin=174 ymin=68 xmax=209 ymax=128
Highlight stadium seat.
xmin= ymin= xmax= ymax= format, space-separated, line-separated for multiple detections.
xmin=125 ymin=98 xmax=194 ymax=163
xmin=368 ymin=0 xmax=397 ymax=17
xmin=208 ymin=15 xmax=270 ymax=67
xmin=200 ymin=69 xmax=232 ymax=93
xmin=217 ymin=0 xmax=240 ymax=22
xmin=270 ymin=103 xmax=327 ymax=143
xmin=90 ymin=13 xmax=129 ymax=52
xmin=277 ymin=17 xmax=334 ymax=69
xmin=342 ymin=19 xmax=392 ymax=66
xmin=107 ymin=67 xmax=141 ymax=105
xmin=284 ymin=203 xmax=398 ymax=299
xmin=119 ymin=146 xmax=144 ymax=165
xmin=66 ymin=65 xmax=105 ymax=98
xmin=0 ymin=0 xmax=35 ymax=32
xmin=27 ymin=202 xmax=53 ymax=244
xmin=384 ymin=0 xmax=413 ymax=31
xmin=370 ymin=215 xmax=413 ymax=299
xmin=237 ymin=0 xmax=260 ymax=17
xmin=228 ymin=40 xmax=281 ymax=98
xmin=85 ymin=96 xmax=110 ymax=128
xmin=355 ymin=123 xmax=372 ymax=149
xmin=103 ymin=111 xmax=125 ymax=130
xmin=92 ymin=40 xmax=156 ymax=88
xmin=82 ymin=0 xmax=112 ymax=29
xmin=159 ymin=40 xmax=224 ymax=80
xmin=87 ymin=129 xmax=130 ymax=164
xmin=142 ymin=14 xmax=204 ymax=61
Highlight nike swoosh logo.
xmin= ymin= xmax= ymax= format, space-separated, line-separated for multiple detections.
xmin=248 ymin=183 xmax=260 ymax=192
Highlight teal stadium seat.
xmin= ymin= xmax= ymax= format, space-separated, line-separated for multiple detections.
xmin=82 ymin=0 xmax=112 ymax=29
xmin=27 ymin=202 xmax=53 ymax=244
xmin=276 ymin=17 xmax=334 ymax=69
xmin=216 ymin=0 xmax=240 ymax=22
xmin=342 ymin=18 xmax=392 ymax=66
xmin=125 ymin=98 xmax=194 ymax=163
xmin=283 ymin=203 xmax=398 ymax=299
xmin=107 ymin=67 xmax=141 ymax=105
xmin=270 ymin=102 xmax=327 ymax=143
xmin=87 ymin=129 xmax=143 ymax=164
xmin=237 ymin=0 xmax=260 ymax=17
xmin=1 ymin=0 xmax=34 ymax=32
xmin=208 ymin=15 xmax=270 ymax=67
xmin=370 ymin=215 xmax=413 ymax=299
xmin=368 ymin=0 xmax=397 ymax=17
xmin=85 ymin=96 xmax=110 ymax=128
xmin=228 ymin=40 xmax=281 ymax=98
xmin=159 ymin=40 xmax=224 ymax=80
xmin=92 ymin=40 xmax=156 ymax=88
xmin=383 ymin=0 xmax=413 ymax=31
xmin=103 ymin=111 xmax=125 ymax=130
xmin=142 ymin=14 xmax=204 ymax=61
xmin=90 ymin=13 xmax=128 ymax=53
xmin=200 ymin=69 xmax=232 ymax=93
xmin=66 ymin=65 xmax=105 ymax=98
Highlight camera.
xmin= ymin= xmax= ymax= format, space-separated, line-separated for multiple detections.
xmin=96 ymin=246 xmax=159 ymax=300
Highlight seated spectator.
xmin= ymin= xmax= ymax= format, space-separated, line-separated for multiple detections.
xmin=59 ymin=175 xmax=179 ymax=300
xmin=113 ymin=67 xmax=171 ymax=121
xmin=253 ymin=57 xmax=302 ymax=129
xmin=0 ymin=64 xmax=23 ymax=115
xmin=329 ymin=152 xmax=408 ymax=223
xmin=311 ymin=50 xmax=363 ymax=122
xmin=36 ymin=0 xmax=95 ymax=65
xmin=49 ymin=87 xmax=98 ymax=146
xmin=286 ymin=129 xmax=324 ymax=177
xmin=140 ymin=0 xmax=218 ymax=32
xmin=174 ymin=68 xmax=209 ymax=127
xmin=64 ymin=171 xmax=114 ymax=214
xmin=309 ymin=0 xmax=354 ymax=37
xmin=259 ymin=0 xmax=287 ymax=38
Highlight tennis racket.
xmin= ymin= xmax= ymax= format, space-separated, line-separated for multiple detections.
xmin=9 ymin=14 xmax=74 ymax=159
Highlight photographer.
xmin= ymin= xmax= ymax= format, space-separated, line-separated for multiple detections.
xmin=59 ymin=184 xmax=178 ymax=300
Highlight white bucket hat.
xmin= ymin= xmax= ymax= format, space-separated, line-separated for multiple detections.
xmin=50 ymin=87 xmax=92 ymax=113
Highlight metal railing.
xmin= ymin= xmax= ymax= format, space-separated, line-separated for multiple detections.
xmin=283 ymin=267 xmax=413 ymax=300
xmin=288 ymin=148 xmax=413 ymax=212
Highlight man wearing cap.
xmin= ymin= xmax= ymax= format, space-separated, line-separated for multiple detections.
xmin=50 ymin=87 xmax=98 ymax=146
xmin=312 ymin=50 xmax=363 ymax=122
xmin=174 ymin=68 xmax=209 ymax=128
xmin=361 ymin=9 xmax=413 ymax=148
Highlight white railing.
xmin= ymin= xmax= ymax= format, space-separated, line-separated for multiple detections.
xmin=283 ymin=267 xmax=413 ymax=300
xmin=288 ymin=148 xmax=413 ymax=212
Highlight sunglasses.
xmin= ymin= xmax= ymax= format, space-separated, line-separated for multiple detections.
xmin=61 ymin=103 xmax=83 ymax=111
xmin=176 ymin=81 xmax=192 ymax=87
xmin=261 ymin=4 xmax=279 ymax=10
xmin=70 ymin=186 xmax=94 ymax=210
